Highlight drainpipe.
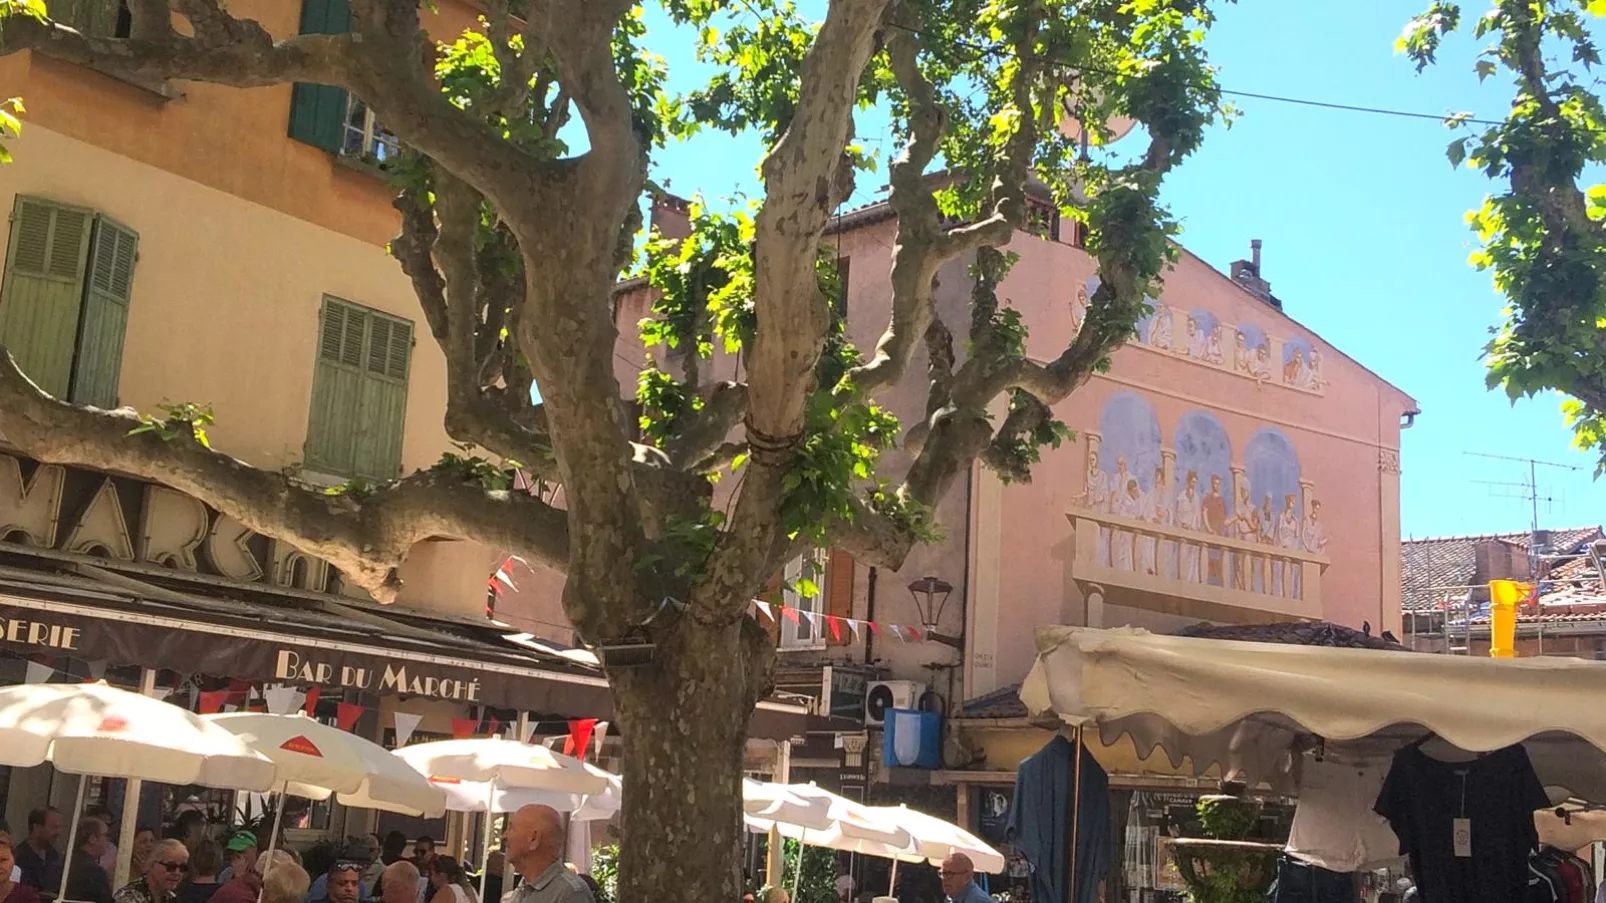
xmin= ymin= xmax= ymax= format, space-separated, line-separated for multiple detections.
xmin=864 ymin=567 xmax=878 ymax=665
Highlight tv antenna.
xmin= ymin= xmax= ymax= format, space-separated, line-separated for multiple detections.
xmin=1464 ymin=451 xmax=1582 ymax=569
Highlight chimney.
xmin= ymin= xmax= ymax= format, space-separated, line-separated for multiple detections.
xmin=1230 ymin=239 xmax=1279 ymax=309
xmin=649 ymin=191 xmax=692 ymax=242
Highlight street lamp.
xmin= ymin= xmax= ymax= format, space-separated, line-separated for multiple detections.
xmin=907 ymin=576 xmax=962 ymax=649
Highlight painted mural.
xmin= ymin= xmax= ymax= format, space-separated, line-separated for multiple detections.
xmin=1069 ymin=276 xmax=1326 ymax=395
xmin=1074 ymin=393 xmax=1329 ymax=601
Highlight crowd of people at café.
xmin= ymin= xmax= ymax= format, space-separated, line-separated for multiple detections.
xmin=0 ymin=804 xmax=602 ymax=903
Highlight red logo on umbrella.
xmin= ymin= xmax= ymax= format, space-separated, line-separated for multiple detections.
xmin=280 ymin=735 xmax=322 ymax=757
xmin=428 ymin=775 xmax=461 ymax=785
xmin=97 ymin=716 xmax=128 ymax=733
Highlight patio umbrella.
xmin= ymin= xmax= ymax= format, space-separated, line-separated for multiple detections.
xmin=396 ymin=738 xmax=609 ymax=900
xmin=743 ymin=783 xmax=911 ymax=898
xmin=742 ymin=779 xmax=833 ymax=831
xmin=867 ymin=804 xmax=1006 ymax=872
xmin=0 ymin=682 xmax=277 ymax=902
xmin=427 ymin=766 xmax=621 ymax=821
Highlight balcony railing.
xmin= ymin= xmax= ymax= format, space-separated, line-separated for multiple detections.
xmin=1068 ymin=509 xmax=1329 ymax=619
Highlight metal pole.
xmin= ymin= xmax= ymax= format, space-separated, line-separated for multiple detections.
xmin=887 ymin=860 xmax=898 ymax=896
xmin=791 ymin=830 xmax=806 ymax=899
xmin=57 ymin=774 xmax=88 ymax=903
xmin=256 ymin=785 xmax=287 ymax=903
xmin=115 ymin=668 xmax=158 ymax=888
xmin=477 ymin=782 xmax=495 ymax=903
xmin=1065 ymin=727 xmax=1083 ymax=903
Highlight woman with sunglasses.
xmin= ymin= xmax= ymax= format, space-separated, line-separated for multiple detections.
xmin=114 ymin=839 xmax=189 ymax=903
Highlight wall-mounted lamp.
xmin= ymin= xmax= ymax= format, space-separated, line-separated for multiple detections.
xmin=907 ymin=576 xmax=962 ymax=649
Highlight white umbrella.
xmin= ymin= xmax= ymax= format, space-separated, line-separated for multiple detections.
xmin=743 ymin=779 xmax=833 ymax=831
xmin=428 ymin=766 xmax=620 ymax=821
xmin=744 ymin=783 xmax=911 ymax=898
xmin=396 ymin=738 xmax=609 ymax=899
xmin=0 ymin=682 xmax=278 ymax=903
xmin=207 ymin=713 xmax=446 ymax=816
xmin=867 ymin=804 xmax=1006 ymax=872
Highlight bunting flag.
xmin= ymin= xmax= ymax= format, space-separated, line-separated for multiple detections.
xmin=451 ymin=718 xmax=480 ymax=739
xmin=827 ymin=616 xmax=842 ymax=643
xmin=263 ymin=685 xmax=301 ymax=716
xmin=905 ymin=626 xmax=923 ymax=642
xmin=868 ymin=621 xmax=883 ymax=636
xmin=753 ymin=601 xmax=775 ymax=622
xmin=198 ymin=690 xmax=230 ymax=715
xmin=847 ymin=619 xmax=862 ymax=643
xmin=393 ymin=711 xmax=423 ymax=747
xmin=745 ymin=599 xmax=929 ymax=643
xmin=520 ymin=719 xmax=538 ymax=744
xmin=888 ymin=625 xmax=906 ymax=643
xmin=24 ymin=657 xmax=53 ymax=685
xmin=86 ymin=659 xmax=108 ymax=680
xmin=564 ymin=719 xmax=598 ymax=762
xmin=781 ymin=606 xmax=801 ymax=625
xmin=592 ymin=721 xmax=610 ymax=761
xmin=336 ymin=702 xmax=364 ymax=732
xmin=303 ymin=686 xmax=322 ymax=717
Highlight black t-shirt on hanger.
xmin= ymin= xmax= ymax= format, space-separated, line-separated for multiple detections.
xmin=1374 ymin=744 xmax=1550 ymax=903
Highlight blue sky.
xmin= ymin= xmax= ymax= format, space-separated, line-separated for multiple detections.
xmin=639 ymin=2 xmax=1606 ymax=539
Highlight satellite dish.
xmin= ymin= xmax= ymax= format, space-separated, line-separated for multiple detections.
xmin=1057 ymin=93 xmax=1138 ymax=145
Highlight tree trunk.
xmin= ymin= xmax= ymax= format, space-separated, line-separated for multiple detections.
xmin=608 ymin=612 xmax=771 ymax=903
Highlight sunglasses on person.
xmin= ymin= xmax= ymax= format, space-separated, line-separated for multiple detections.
xmin=158 ymin=861 xmax=190 ymax=874
xmin=332 ymin=862 xmax=365 ymax=874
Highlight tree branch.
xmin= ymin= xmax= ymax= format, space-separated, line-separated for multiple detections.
xmin=0 ymin=352 xmax=568 ymax=599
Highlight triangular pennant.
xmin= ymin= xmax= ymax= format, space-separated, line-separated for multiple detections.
xmin=754 ymin=601 xmax=775 ymax=622
xmin=198 ymin=690 xmax=230 ymax=715
xmin=263 ymin=685 xmax=301 ymax=716
xmin=336 ymin=702 xmax=363 ymax=732
xmin=303 ymin=686 xmax=322 ymax=716
xmin=520 ymin=720 xmax=538 ymax=744
xmin=86 ymin=660 xmax=108 ymax=680
xmin=593 ymin=721 xmax=610 ymax=761
xmin=564 ymin=719 xmax=598 ymax=762
xmin=827 ymin=616 xmax=842 ymax=643
xmin=868 ymin=621 xmax=883 ymax=636
xmin=393 ymin=711 xmax=423 ymax=747
xmin=906 ymin=626 xmax=923 ymax=642
xmin=801 ymin=610 xmax=822 ymax=631
xmin=888 ymin=625 xmax=906 ymax=643
xmin=451 ymin=718 xmax=479 ymax=739
xmin=24 ymin=658 xmax=53 ymax=684
xmin=847 ymin=619 xmax=863 ymax=643
xmin=781 ymin=606 xmax=801 ymax=625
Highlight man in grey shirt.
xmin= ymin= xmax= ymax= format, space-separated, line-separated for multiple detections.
xmin=503 ymin=806 xmax=592 ymax=903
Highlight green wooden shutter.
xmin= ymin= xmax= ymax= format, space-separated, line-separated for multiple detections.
xmin=287 ymin=0 xmax=352 ymax=152
xmin=70 ymin=215 xmax=137 ymax=407
xmin=304 ymin=297 xmax=368 ymax=475
xmin=351 ymin=314 xmax=411 ymax=481
xmin=0 ymin=196 xmax=93 ymax=398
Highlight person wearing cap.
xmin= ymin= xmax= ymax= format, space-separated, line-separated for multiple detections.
xmin=214 ymin=834 xmax=256 ymax=886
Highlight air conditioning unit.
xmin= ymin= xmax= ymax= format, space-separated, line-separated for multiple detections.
xmin=864 ymin=680 xmax=927 ymax=727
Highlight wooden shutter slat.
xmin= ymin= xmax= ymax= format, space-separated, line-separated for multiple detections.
xmin=287 ymin=0 xmax=352 ymax=151
xmin=825 ymin=548 xmax=855 ymax=645
xmin=0 ymin=196 xmax=93 ymax=397
xmin=71 ymin=215 xmax=137 ymax=407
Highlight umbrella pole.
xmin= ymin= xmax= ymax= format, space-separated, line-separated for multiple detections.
xmin=58 ymin=774 xmax=87 ymax=903
xmin=257 ymin=783 xmax=287 ymax=903
xmin=888 ymin=860 xmax=898 ymax=896
xmin=477 ymin=782 xmax=494 ymax=903
xmin=790 ymin=829 xmax=806 ymax=899
xmin=1065 ymin=727 xmax=1083 ymax=903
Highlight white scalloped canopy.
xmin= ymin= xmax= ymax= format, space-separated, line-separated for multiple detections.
xmin=1020 ymin=626 xmax=1606 ymax=800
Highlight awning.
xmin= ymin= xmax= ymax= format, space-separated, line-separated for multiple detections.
xmin=0 ymin=572 xmax=815 ymax=741
xmin=1021 ymin=626 xmax=1606 ymax=800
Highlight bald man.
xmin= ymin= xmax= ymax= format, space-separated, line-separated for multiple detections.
xmin=379 ymin=861 xmax=420 ymax=903
xmin=939 ymin=853 xmax=988 ymax=903
xmin=503 ymin=805 xmax=592 ymax=903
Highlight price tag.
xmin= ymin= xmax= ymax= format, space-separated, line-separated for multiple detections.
xmin=1453 ymin=817 xmax=1472 ymax=857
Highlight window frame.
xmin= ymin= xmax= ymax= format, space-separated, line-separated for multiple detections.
xmin=779 ymin=549 xmax=829 ymax=651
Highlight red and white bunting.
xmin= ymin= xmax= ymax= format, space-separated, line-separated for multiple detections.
xmin=747 ymin=599 xmax=930 ymax=643
xmin=393 ymin=711 xmax=424 ymax=747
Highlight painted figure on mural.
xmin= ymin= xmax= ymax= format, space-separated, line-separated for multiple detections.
xmin=1077 ymin=450 xmax=1113 ymax=566
xmin=1139 ymin=467 xmax=1167 ymax=576
xmin=1111 ymin=456 xmax=1132 ymax=512
xmin=1231 ymin=481 xmax=1259 ymax=592
xmin=1204 ymin=325 xmax=1225 ymax=365
xmin=1113 ymin=479 xmax=1143 ymax=570
xmin=1201 ymin=475 xmax=1229 ymax=585
xmin=1184 ymin=316 xmax=1206 ymax=360
xmin=1305 ymin=348 xmax=1325 ymax=390
xmin=1253 ymin=341 xmax=1274 ymax=384
xmin=1276 ymin=494 xmax=1302 ymax=597
xmin=1147 ymin=303 xmax=1172 ymax=350
xmin=1258 ymin=494 xmax=1277 ymax=592
xmin=1175 ymin=470 xmax=1203 ymax=582
xmin=1071 ymin=283 xmax=1090 ymax=334
xmin=1108 ymin=456 xmax=1135 ymax=571
xmin=1232 ymin=331 xmax=1256 ymax=378
xmin=1284 ymin=347 xmax=1309 ymax=388
xmin=1303 ymin=499 xmax=1330 ymax=555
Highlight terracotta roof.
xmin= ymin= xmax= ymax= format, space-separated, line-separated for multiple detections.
xmin=1401 ymin=526 xmax=1602 ymax=612
xmin=958 ymin=620 xmax=1406 ymax=720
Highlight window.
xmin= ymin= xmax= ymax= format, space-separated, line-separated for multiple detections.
xmin=303 ymin=296 xmax=413 ymax=481
xmin=780 ymin=549 xmax=829 ymax=650
xmin=46 ymin=0 xmax=130 ymax=38
xmin=341 ymin=96 xmax=402 ymax=166
xmin=0 ymin=195 xmax=137 ymax=406
xmin=288 ymin=0 xmax=360 ymax=154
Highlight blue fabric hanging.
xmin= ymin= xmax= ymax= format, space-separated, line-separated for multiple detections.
xmin=1005 ymin=735 xmax=1111 ymax=903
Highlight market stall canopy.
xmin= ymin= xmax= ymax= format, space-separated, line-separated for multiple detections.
xmin=207 ymin=713 xmax=446 ymax=816
xmin=866 ymin=804 xmax=1006 ymax=872
xmin=1020 ymin=626 xmax=1606 ymax=800
xmin=0 ymin=681 xmax=277 ymax=790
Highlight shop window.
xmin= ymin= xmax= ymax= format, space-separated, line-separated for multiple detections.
xmin=0 ymin=195 xmax=137 ymax=406
xmin=303 ymin=296 xmax=413 ymax=481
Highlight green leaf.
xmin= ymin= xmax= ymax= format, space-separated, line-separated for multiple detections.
xmin=1447 ymin=137 xmax=1469 ymax=167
